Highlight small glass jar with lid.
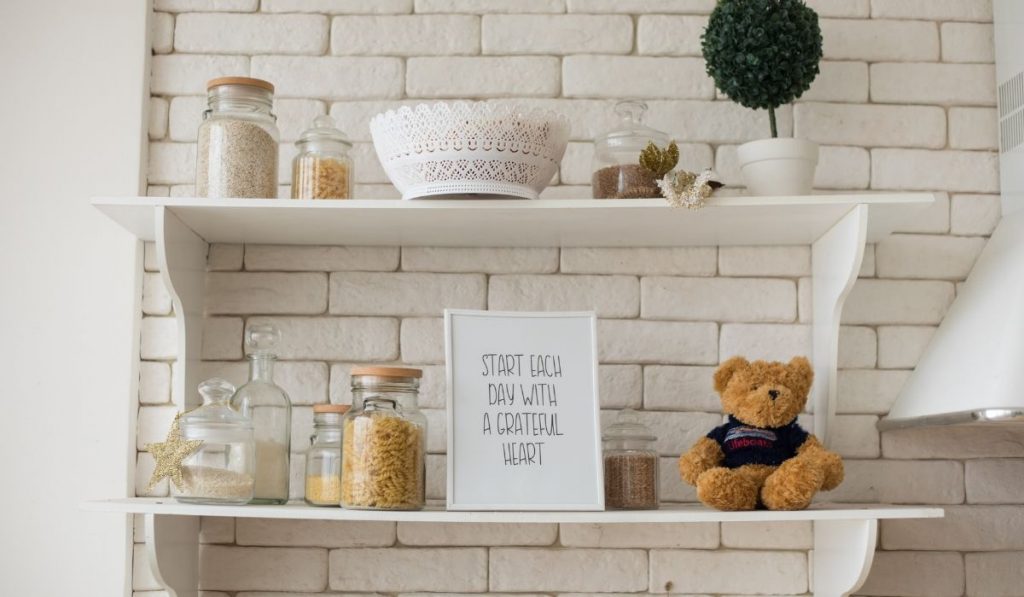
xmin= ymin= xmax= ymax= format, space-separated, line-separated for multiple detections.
xmin=602 ymin=409 xmax=659 ymax=510
xmin=175 ymin=378 xmax=255 ymax=505
xmin=341 ymin=367 xmax=426 ymax=511
xmin=304 ymin=403 xmax=350 ymax=507
xmin=591 ymin=100 xmax=671 ymax=199
xmin=292 ymin=115 xmax=354 ymax=200
xmin=196 ymin=76 xmax=280 ymax=199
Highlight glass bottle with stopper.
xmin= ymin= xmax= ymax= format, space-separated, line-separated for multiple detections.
xmin=231 ymin=323 xmax=292 ymax=504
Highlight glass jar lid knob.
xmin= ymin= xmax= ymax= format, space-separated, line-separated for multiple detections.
xmin=614 ymin=100 xmax=649 ymax=124
xmin=297 ymin=114 xmax=352 ymax=147
xmin=198 ymin=377 xmax=236 ymax=405
xmin=246 ymin=323 xmax=280 ymax=356
xmin=603 ymin=408 xmax=657 ymax=441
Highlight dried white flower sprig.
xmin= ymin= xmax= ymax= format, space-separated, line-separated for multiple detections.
xmin=657 ymin=168 xmax=719 ymax=209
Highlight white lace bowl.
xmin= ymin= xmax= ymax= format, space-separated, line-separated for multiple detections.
xmin=370 ymin=102 xmax=570 ymax=200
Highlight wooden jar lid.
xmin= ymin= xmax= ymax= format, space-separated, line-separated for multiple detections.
xmin=207 ymin=76 xmax=274 ymax=92
xmin=312 ymin=404 xmax=350 ymax=414
xmin=350 ymin=366 xmax=423 ymax=378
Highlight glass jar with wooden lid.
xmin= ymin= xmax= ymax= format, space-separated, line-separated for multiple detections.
xmin=304 ymin=403 xmax=350 ymax=506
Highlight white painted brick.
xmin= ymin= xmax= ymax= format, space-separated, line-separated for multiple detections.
xmin=719 ymin=246 xmax=809 ymax=277
xmin=490 ymin=548 xmax=647 ymax=592
xmin=332 ymin=15 xmax=479 ymax=56
xmin=245 ymin=245 xmax=398 ymax=272
xmin=422 ymin=407 xmax=446 ymax=453
xmin=877 ymin=325 xmax=936 ymax=369
xmin=649 ymin=549 xmax=807 ymax=594
xmin=490 ymin=274 xmax=639 ymax=317
xmin=402 ymin=247 xmax=558 ymax=274
xmin=200 ymin=517 xmax=235 ymax=544
xmin=135 ymin=452 xmax=168 ymax=497
xmin=175 ymin=14 xmax=327 ymax=55
xmin=140 ymin=361 xmax=172 ymax=405
xmin=247 ymin=316 xmax=398 ymax=361
xmin=276 ymin=99 xmax=327 ymax=143
xmin=202 ymin=317 xmax=243 ymax=360
xmin=801 ymin=61 xmax=869 ymax=103
xmin=149 ymin=97 xmax=168 ymax=140
xmin=485 ymin=15 xmax=631 ymax=54
xmin=133 ymin=543 xmax=162 ymax=589
xmin=822 ymin=19 xmax=938 ymax=61
xmin=206 ymin=272 xmax=327 ymax=315
xmin=828 ymin=414 xmax=880 ymax=458
xmin=952 ymin=193 xmax=1001 ymax=235
xmin=599 ymin=364 xmax=642 ymax=409
xmin=330 ymin=548 xmax=487 ymax=591
xmin=942 ymin=22 xmax=994 ymax=63
xmin=330 ymin=100 xmax=421 ymax=142
xmin=419 ymin=0 xmax=564 ymax=11
xmin=826 ymin=459 xmax=964 ymax=504
xmin=167 ymin=96 xmax=203 ymax=142
xmin=252 ymin=56 xmax=403 ymax=100
xmin=718 ymin=323 xmax=813 ymax=364
xmin=155 ymin=0 xmax=256 ymax=10
xmin=263 ymin=0 xmax=412 ymax=13
xmin=883 ymin=425 xmax=1024 ymax=459
xmin=659 ymin=456 xmax=698 ymax=502
xmin=148 ymin=142 xmax=196 ymax=185
xmin=141 ymin=317 xmax=177 ymax=360
xmin=843 ymin=326 xmax=879 ymax=369
xmin=564 ymin=56 xmax=714 ymax=100
xmin=329 ymin=272 xmax=485 ymax=316
xmin=259 ymin=361 xmax=329 ymax=405
xmin=151 ymin=55 xmax=249 ymax=95
xmin=566 ymin=0 xmax=715 ymax=12
xmin=892 ymin=192 xmax=951 ymax=235
xmin=637 ymin=15 xmax=706 ymax=56
xmin=426 ymin=453 xmax=446 ymax=499
xmin=808 ymin=145 xmax=867 ymax=190
xmin=966 ymin=459 xmax=1024 ymax=504
xmin=837 ymin=369 xmax=910 ymax=414
xmin=408 ymin=57 xmax=559 ymax=98
xmin=871 ymin=63 xmax=996 ymax=106
xmin=648 ymin=102 xmax=793 ymax=143
xmin=353 ymin=183 xmax=401 ymax=198
xmin=642 ymin=277 xmax=796 ymax=323
xmin=882 ymin=506 xmax=1024 ymax=551
xmin=200 ymin=546 xmax=327 ymax=592
xmin=147 ymin=185 xmax=170 ymax=197
xmin=859 ymin=551 xmax=964 ymax=597
xmin=966 ymin=552 xmax=1024 ymax=596
xmin=871 ymin=0 xmax=991 ymax=21
xmin=598 ymin=320 xmax=718 ymax=365
xmin=400 ymin=318 xmax=443 ymax=364
xmin=142 ymin=273 xmax=172 ymax=315
xmin=330 ymin=362 xmax=442 ymax=407
xmin=236 ymin=519 xmax=394 ymax=547
xmin=601 ymin=410 xmax=722 ymax=456
xmin=137 ymin=405 xmax=178 ymax=451
xmin=398 ymin=523 xmax=557 ymax=546
xmin=713 ymin=145 xmax=744 ymax=187
xmin=876 ymin=234 xmax=985 ymax=280
xmin=794 ymin=103 xmax=945 ymax=148
xmin=563 ymin=522 xmax=718 ymax=548
xmin=290 ymin=406 xmax=314 ymax=455
xmin=169 ymin=184 xmax=196 ymax=197
xmin=806 ymin=0 xmax=869 ymax=18
xmin=949 ymin=107 xmax=998 ymax=150
xmin=644 ymin=365 xmax=719 ymax=412
xmin=206 ymin=244 xmax=243 ymax=271
xmin=843 ymin=279 xmax=954 ymax=325
xmin=720 ymin=521 xmax=812 ymax=549
xmin=561 ymin=247 xmax=717 ymax=276
xmin=349 ymin=142 xmax=388 ymax=183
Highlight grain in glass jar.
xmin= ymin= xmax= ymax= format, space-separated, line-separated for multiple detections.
xmin=603 ymin=409 xmax=659 ymax=510
xmin=292 ymin=115 xmax=353 ymax=199
xmin=305 ymin=404 xmax=349 ymax=506
xmin=591 ymin=100 xmax=671 ymax=199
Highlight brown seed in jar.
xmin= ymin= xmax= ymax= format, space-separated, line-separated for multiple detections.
xmin=604 ymin=452 xmax=658 ymax=509
xmin=292 ymin=155 xmax=350 ymax=199
xmin=592 ymin=164 xmax=660 ymax=199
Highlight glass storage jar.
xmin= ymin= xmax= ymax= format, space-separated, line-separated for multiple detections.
xmin=305 ymin=403 xmax=349 ymax=506
xmin=231 ymin=324 xmax=291 ymax=505
xmin=176 ymin=378 xmax=255 ymax=505
xmin=591 ymin=100 xmax=671 ymax=199
xmin=196 ymin=76 xmax=280 ymax=199
xmin=292 ymin=115 xmax=353 ymax=199
xmin=603 ymin=409 xmax=659 ymax=510
xmin=342 ymin=367 xmax=426 ymax=510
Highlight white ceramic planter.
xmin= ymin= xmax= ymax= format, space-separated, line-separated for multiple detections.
xmin=736 ymin=138 xmax=819 ymax=196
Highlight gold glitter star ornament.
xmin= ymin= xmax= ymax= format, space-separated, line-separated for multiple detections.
xmin=144 ymin=413 xmax=203 ymax=492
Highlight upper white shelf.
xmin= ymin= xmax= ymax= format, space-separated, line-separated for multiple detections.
xmin=85 ymin=497 xmax=942 ymax=524
xmin=93 ymin=194 xmax=934 ymax=248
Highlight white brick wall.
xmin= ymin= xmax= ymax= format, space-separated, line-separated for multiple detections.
xmin=141 ymin=1 xmax=1018 ymax=595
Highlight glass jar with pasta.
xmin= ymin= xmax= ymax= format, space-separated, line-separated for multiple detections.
xmin=291 ymin=115 xmax=353 ymax=200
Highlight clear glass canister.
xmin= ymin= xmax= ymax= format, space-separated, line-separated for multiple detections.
xmin=591 ymin=100 xmax=671 ymax=199
xmin=305 ymin=403 xmax=349 ymax=506
xmin=603 ymin=409 xmax=659 ymax=510
xmin=176 ymin=378 xmax=255 ymax=505
xmin=231 ymin=324 xmax=291 ymax=505
xmin=196 ymin=76 xmax=280 ymax=199
xmin=292 ymin=115 xmax=353 ymax=200
xmin=342 ymin=367 xmax=426 ymax=510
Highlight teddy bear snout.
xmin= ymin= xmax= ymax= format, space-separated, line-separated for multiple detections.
xmin=768 ymin=389 xmax=780 ymax=400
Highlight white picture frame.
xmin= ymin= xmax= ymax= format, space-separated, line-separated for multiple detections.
xmin=444 ymin=309 xmax=604 ymax=511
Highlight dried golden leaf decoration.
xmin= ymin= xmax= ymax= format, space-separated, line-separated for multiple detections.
xmin=639 ymin=141 xmax=679 ymax=178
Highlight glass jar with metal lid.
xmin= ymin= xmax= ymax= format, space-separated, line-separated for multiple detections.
xmin=602 ymin=408 xmax=659 ymax=509
xmin=304 ymin=403 xmax=349 ymax=506
xmin=292 ymin=115 xmax=353 ymax=199
xmin=591 ymin=100 xmax=671 ymax=199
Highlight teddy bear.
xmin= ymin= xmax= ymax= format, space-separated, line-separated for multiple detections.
xmin=678 ymin=356 xmax=843 ymax=510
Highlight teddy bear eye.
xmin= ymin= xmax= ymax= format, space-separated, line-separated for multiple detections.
xmin=750 ymin=383 xmax=760 ymax=391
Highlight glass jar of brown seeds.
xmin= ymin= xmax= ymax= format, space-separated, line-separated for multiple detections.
xmin=591 ymin=100 xmax=671 ymax=199
xmin=602 ymin=409 xmax=659 ymax=510
xmin=292 ymin=115 xmax=353 ymax=200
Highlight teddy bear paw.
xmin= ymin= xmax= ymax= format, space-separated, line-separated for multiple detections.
xmin=761 ymin=459 xmax=824 ymax=511
xmin=696 ymin=467 xmax=759 ymax=511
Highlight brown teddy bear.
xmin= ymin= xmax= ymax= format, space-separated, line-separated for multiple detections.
xmin=678 ymin=356 xmax=843 ymax=510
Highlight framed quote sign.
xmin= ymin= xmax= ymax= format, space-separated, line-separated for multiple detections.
xmin=444 ymin=309 xmax=603 ymax=511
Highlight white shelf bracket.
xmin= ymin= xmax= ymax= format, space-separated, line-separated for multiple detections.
xmin=145 ymin=513 xmax=200 ymax=597
xmin=812 ymin=518 xmax=878 ymax=597
xmin=156 ymin=207 xmax=208 ymax=410
xmin=810 ymin=205 xmax=868 ymax=445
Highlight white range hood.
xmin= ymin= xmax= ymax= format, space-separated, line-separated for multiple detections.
xmin=879 ymin=0 xmax=1024 ymax=429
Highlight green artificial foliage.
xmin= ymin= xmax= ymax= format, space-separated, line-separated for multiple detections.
xmin=702 ymin=0 xmax=823 ymax=138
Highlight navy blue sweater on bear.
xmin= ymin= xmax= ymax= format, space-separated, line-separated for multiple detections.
xmin=707 ymin=415 xmax=809 ymax=469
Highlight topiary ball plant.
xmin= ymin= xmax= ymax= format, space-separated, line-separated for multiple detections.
xmin=702 ymin=0 xmax=823 ymax=138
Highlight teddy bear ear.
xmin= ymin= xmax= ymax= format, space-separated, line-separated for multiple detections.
xmin=787 ymin=356 xmax=814 ymax=394
xmin=714 ymin=356 xmax=749 ymax=393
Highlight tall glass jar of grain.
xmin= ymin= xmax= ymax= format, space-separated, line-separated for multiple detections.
xmin=292 ymin=115 xmax=353 ymax=199
xmin=591 ymin=100 xmax=671 ymax=199
xmin=305 ymin=404 xmax=349 ymax=507
xmin=230 ymin=324 xmax=291 ymax=504
xmin=602 ymin=409 xmax=659 ymax=510
xmin=196 ymin=77 xmax=279 ymax=199
xmin=341 ymin=367 xmax=426 ymax=510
